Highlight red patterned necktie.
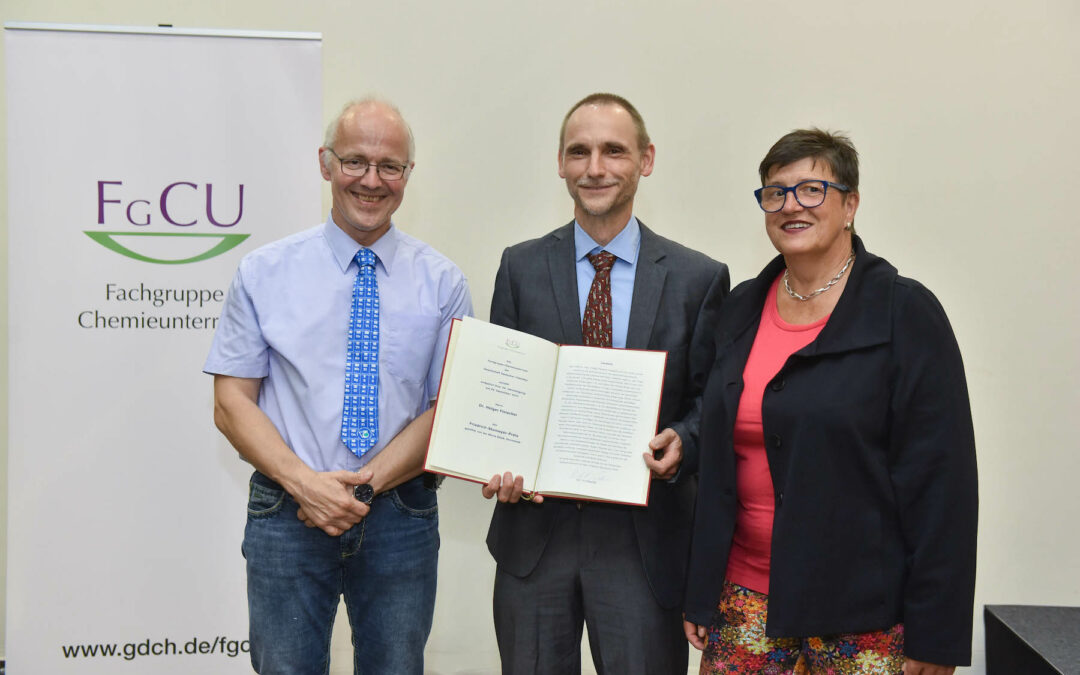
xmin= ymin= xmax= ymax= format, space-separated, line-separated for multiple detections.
xmin=583 ymin=251 xmax=616 ymax=347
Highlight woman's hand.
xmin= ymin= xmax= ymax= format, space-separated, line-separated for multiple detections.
xmin=903 ymin=658 xmax=955 ymax=675
xmin=683 ymin=618 xmax=707 ymax=651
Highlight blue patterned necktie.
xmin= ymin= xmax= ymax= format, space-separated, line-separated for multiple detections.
xmin=342 ymin=248 xmax=379 ymax=456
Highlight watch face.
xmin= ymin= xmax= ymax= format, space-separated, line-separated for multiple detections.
xmin=353 ymin=483 xmax=374 ymax=504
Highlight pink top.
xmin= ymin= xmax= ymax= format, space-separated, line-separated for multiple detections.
xmin=724 ymin=275 xmax=828 ymax=594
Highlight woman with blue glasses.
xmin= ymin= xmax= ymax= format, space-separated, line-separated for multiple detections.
xmin=683 ymin=129 xmax=977 ymax=675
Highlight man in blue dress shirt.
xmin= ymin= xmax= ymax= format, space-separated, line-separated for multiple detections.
xmin=481 ymin=93 xmax=729 ymax=673
xmin=205 ymin=98 xmax=472 ymax=674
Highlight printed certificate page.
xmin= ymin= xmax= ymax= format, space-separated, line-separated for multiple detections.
xmin=425 ymin=317 xmax=559 ymax=490
xmin=534 ymin=346 xmax=665 ymax=505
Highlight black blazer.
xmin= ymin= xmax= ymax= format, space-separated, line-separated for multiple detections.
xmin=486 ymin=221 xmax=729 ymax=609
xmin=684 ymin=237 xmax=978 ymax=666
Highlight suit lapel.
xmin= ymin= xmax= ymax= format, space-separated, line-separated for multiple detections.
xmin=547 ymin=223 xmax=584 ymax=345
xmin=626 ymin=222 xmax=666 ymax=350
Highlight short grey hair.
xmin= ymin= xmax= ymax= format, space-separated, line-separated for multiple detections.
xmin=320 ymin=97 xmax=415 ymax=170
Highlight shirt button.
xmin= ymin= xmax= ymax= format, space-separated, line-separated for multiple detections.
xmin=770 ymin=376 xmax=785 ymax=391
xmin=771 ymin=434 xmax=782 ymax=448
xmin=776 ymin=491 xmax=784 ymax=506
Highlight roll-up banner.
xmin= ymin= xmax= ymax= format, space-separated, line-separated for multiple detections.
xmin=5 ymin=23 xmax=321 ymax=672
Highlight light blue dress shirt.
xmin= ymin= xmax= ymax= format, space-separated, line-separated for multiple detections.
xmin=205 ymin=215 xmax=473 ymax=471
xmin=573 ymin=217 xmax=641 ymax=349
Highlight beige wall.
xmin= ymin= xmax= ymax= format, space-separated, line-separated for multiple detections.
xmin=3 ymin=1 xmax=1078 ymax=672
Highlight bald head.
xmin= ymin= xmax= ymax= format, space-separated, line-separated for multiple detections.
xmin=321 ymin=98 xmax=415 ymax=169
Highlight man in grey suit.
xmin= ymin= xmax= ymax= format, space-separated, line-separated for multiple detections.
xmin=481 ymin=92 xmax=729 ymax=674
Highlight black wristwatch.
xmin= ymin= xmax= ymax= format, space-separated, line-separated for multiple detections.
xmin=353 ymin=484 xmax=374 ymax=505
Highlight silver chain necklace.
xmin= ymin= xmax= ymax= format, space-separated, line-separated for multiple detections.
xmin=783 ymin=250 xmax=856 ymax=301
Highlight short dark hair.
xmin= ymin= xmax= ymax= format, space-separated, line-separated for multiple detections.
xmin=758 ymin=128 xmax=859 ymax=192
xmin=559 ymin=93 xmax=651 ymax=153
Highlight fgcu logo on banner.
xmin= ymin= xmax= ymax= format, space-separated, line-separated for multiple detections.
xmin=90 ymin=180 xmax=250 ymax=264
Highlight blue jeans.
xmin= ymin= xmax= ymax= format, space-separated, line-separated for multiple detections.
xmin=242 ymin=471 xmax=439 ymax=675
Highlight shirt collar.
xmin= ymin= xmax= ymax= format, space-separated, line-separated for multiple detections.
xmin=573 ymin=216 xmax=641 ymax=264
xmin=322 ymin=214 xmax=399 ymax=274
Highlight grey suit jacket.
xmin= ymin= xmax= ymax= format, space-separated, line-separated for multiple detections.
xmin=486 ymin=220 xmax=729 ymax=609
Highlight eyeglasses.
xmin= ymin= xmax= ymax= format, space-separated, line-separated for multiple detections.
xmin=754 ymin=179 xmax=850 ymax=213
xmin=326 ymin=148 xmax=409 ymax=181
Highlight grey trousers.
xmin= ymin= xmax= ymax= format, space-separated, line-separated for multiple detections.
xmin=493 ymin=502 xmax=688 ymax=675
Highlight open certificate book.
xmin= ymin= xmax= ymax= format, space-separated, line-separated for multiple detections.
xmin=424 ymin=317 xmax=666 ymax=505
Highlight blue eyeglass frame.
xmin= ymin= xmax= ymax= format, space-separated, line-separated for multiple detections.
xmin=754 ymin=180 xmax=850 ymax=212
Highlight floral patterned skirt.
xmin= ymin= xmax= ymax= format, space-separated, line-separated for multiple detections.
xmin=700 ymin=581 xmax=905 ymax=675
